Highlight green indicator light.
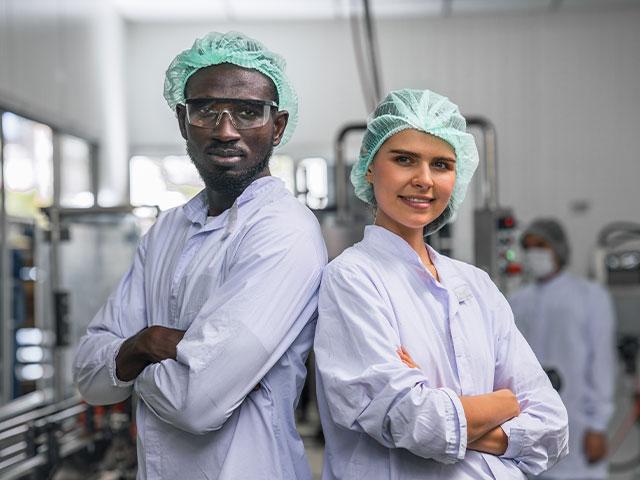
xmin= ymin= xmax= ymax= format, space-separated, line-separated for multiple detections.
xmin=506 ymin=250 xmax=516 ymax=261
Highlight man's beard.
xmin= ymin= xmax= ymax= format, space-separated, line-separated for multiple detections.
xmin=186 ymin=141 xmax=273 ymax=194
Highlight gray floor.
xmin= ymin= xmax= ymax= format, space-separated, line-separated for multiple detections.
xmin=297 ymin=406 xmax=324 ymax=480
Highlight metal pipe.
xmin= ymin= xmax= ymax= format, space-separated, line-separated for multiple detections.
xmin=0 ymin=110 xmax=11 ymax=405
xmin=335 ymin=123 xmax=367 ymax=223
xmin=466 ymin=116 xmax=499 ymax=210
xmin=349 ymin=5 xmax=375 ymax=112
xmin=362 ymin=0 xmax=382 ymax=103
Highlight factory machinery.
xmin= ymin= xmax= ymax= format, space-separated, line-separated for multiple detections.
xmin=0 ymin=207 xmax=145 ymax=479
xmin=0 ymin=391 xmax=135 ymax=479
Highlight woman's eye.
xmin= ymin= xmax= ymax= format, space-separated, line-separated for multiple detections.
xmin=433 ymin=161 xmax=453 ymax=170
xmin=394 ymin=156 xmax=412 ymax=164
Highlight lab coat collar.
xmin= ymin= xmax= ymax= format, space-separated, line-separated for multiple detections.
xmin=363 ymin=225 xmax=451 ymax=283
xmin=362 ymin=226 xmax=472 ymax=322
xmin=535 ymin=269 xmax=569 ymax=291
xmin=363 ymin=225 xmax=428 ymax=269
xmin=181 ymin=176 xmax=284 ymax=229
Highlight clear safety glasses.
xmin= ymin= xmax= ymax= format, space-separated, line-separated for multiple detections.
xmin=184 ymin=98 xmax=278 ymax=130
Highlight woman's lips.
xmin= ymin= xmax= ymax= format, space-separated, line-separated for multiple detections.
xmin=399 ymin=195 xmax=434 ymax=209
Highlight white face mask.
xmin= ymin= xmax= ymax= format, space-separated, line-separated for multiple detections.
xmin=523 ymin=248 xmax=557 ymax=280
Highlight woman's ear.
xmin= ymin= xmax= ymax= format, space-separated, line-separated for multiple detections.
xmin=365 ymin=166 xmax=373 ymax=184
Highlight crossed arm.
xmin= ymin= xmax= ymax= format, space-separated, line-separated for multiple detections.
xmin=115 ymin=326 xmax=259 ymax=392
xmin=116 ymin=326 xmax=185 ymax=382
xmin=397 ymin=347 xmax=519 ymax=456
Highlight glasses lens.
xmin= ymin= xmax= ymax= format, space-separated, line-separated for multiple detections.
xmin=186 ymin=99 xmax=273 ymax=130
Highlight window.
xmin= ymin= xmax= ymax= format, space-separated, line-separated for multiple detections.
xmin=296 ymin=157 xmax=328 ymax=209
xmin=2 ymin=113 xmax=54 ymax=218
xmin=59 ymin=134 xmax=94 ymax=207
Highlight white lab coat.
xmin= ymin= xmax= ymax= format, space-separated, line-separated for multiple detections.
xmin=509 ymin=270 xmax=616 ymax=479
xmin=73 ymin=177 xmax=327 ymax=479
xmin=315 ymin=225 xmax=568 ymax=479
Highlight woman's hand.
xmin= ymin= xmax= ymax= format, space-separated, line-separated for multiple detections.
xmin=397 ymin=346 xmax=420 ymax=369
xmin=459 ymin=389 xmax=520 ymax=443
xmin=396 ymin=345 xmax=519 ymax=454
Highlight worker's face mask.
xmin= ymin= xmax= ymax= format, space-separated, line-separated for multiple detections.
xmin=523 ymin=247 xmax=556 ymax=280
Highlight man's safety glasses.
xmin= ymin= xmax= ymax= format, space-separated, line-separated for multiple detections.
xmin=184 ymin=98 xmax=278 ymax=130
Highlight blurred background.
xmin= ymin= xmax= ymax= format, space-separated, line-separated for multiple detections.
xmin=1 ymin=0 xmax=640 ymax=478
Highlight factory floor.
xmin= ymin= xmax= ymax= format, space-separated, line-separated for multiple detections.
xmin=297 ymin=403 xmax=324 ymax=480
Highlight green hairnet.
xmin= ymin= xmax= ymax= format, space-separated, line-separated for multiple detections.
xmin=351 ymin=88 xmax=479 ymax=235
xmin=164 ymin=31 xmax=298 ymax=147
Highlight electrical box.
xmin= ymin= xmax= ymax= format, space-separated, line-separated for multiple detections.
xmin=474 ymin=207 xmax=518 ymax=290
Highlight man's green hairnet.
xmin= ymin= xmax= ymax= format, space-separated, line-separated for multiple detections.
xmin=351 ymin=88 xmax=479 ymax=235
xmin=164 ymin=31 xmax=298 ymax=147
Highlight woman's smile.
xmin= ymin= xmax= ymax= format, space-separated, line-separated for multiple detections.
xmin=366 ymin=129 xmax=456 ymax=241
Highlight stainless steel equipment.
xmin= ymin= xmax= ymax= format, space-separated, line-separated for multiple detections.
xmin=594 ymin=222 xmax=640 ymax=336
xmin=468 ymin=116 xmax=519 ymax=291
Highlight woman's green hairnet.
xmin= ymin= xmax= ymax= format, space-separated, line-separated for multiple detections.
xmin=163 ymin=31 xmax=298 ymax=147
xmin=351 ymin=88 xmax=479 ymax=235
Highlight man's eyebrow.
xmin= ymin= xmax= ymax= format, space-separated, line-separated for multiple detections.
xmin=387 ymin=149 xmax=456 ymax=162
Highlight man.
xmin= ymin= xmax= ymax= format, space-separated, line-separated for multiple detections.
xmin=509 ymin=218 xmax=615 ymax=480
xmin=73 ymin=31 xmax=327 ymax=479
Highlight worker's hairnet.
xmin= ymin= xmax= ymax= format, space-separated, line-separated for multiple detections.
xmin=164 ymin=31 xmax=298 ymax=147
xmin=521 ymin=218 xmax=570 ymax=268
xmin=351 ymin=89 xmax=479 ymax=235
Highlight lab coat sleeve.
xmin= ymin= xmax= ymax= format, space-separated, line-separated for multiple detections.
xmin=582 ymin=283 xmax=616 ymax=432
xmin=133 ymin=219 xmax=325 ymax=435
xmin=314 ymin=265 xmax=468 ymax=463
xmin=72 ymin=234 xmax=149 ymax=405
xmin=490 ymin=284 xmax=569 ymax=475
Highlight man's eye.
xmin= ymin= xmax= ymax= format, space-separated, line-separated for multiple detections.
xmin=236 ymin=108 xmax=259 ymax=120
xmin=198 ymin=106 xmax=216 ymax=116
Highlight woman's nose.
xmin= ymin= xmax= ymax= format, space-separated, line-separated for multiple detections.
xmin=412 ymin=164 xmax=433 ymax=188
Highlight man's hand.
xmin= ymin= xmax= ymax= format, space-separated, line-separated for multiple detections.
xmin=116 ymin=326 xmax=186 ymax=382
xmin=584 ymin=430 xmax=607 ymax=463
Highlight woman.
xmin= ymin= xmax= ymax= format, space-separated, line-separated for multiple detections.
xmin=314 ymin=89 xmax=569 ymax=479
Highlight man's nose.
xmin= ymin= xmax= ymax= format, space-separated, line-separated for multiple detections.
xmin=212 ymin=111 xmax=242 ymax=141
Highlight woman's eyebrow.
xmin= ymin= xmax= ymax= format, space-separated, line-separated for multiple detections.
xmin=388 ymin=148 xmax=419 ymax=157
xmin=387 ymin=149 xmax=456 ymax=162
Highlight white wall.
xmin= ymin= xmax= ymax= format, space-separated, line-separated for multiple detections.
xmin=3 ymin=4 xmax=638 ymax=275
xmin=126 ymin=5 xmax=640 ymax=275
xmin=0 ymin=0 xmax=128 ymax=205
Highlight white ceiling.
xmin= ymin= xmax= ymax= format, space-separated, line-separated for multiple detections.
xmin=115 ymin=0 xmax=640 ymax=22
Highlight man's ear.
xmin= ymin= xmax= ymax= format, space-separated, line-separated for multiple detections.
xmin=271 ymin=110 xmax=289 ymax=147
xmin=176 ymin=104 xmax=188 ymax=140
xmin=365 ymin=166 xmax=373 ymax=184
